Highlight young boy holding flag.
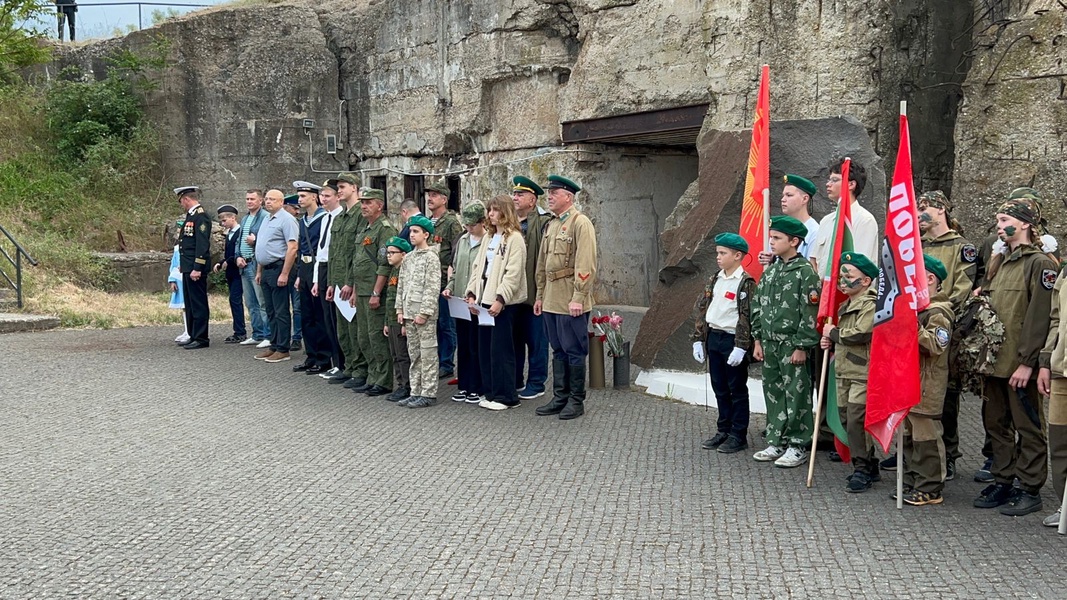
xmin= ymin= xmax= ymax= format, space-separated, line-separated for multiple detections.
xmin=819 ymin=252 xmax=878 ymax=492
xmin=751 ymin=216 xmax=821 ymax=468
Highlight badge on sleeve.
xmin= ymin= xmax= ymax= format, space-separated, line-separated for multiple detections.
xmin=1042 ymin=269 xmax=1058 ymax=290
xmin=808 ymin=289 xmax=820 ymax=305
xmin=961 ymin=244 xmax=978 ymax=263
xmin=935 ymin=327 xmax=950 ymax=349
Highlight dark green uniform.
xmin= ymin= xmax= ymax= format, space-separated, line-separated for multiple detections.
xmin=751 ymin=254 xmax=821 ymax=448
xmin=431 ymin=210 xmax=464 ymax=286
xmin=352 ymin=215 xmax=398 ymax=389
xmin=384 ymin=264 xmax=410 ymax=394
xmin=330 ymin=205 xmax=368 ymax=380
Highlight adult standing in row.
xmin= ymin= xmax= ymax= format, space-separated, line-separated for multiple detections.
xmin=254 ymin=189 xmax=298 ymax=363
xmin=293 ymin=181 xmax=331 ymax=374
xmin=534 ymin=175 xmax=597 ymax=420
xmin=512 ymin=176 xmax=552 ymax=400
xmin=312 ymin=179 xmax=346 ymax=379
xmin=331 ymin=173 xmax=369 ymax=388
xmin=237 ymin=189 xmax=271 ymax=347
xmin=445 ymin=201 xmax=487 ymax=404
xmin=176 ymin=186 xmax=211 ymax=349
xmin=424 ymin=181 xmax=463 ymax=380
xmin=810 ymin=159 xmax=879 ymax=277
xmin=351 ymin=188 xmax=398 ymax=397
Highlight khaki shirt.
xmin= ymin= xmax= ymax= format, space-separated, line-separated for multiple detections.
xmin=828 ymin=289 xmax=876 ymax=381
xmin=535 ymin=207 xmax=597 ymax=314
xmin=350 ymin=215 xmax=398 ymax=295
xmin=1040 ymin=267 xmax=1067 ymax=377
xmin=921 ymin=230 xmax=978 ymax=312
xmin=986 ymin=244 xmax=1057 ymax=377
xmin=916 ymin=301 xmax=954 ymax=415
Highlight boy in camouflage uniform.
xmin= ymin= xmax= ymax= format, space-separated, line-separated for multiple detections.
xmin=900 ymin=255 xmax=955 ymax=506
xmin=819 ymin=252 xmax=878 ymax=492
xmin=383 ymin=237 xmax=412 ymax=402
xmin=396 ymin=215 xmax=441 ymax=408
xmin=751 ymin=215 xmax=821 ymax=468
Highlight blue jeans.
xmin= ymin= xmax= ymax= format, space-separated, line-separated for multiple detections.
xmin=437 ymin=293 xmax=456 ymax=372
xmin=513 ymin=303 xmax=548 ymax=393
xmin=240 ymin=259 xmax=270 ymax=340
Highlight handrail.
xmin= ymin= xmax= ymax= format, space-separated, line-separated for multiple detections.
xmin=0 ymin=223 xmax=38 ymax=309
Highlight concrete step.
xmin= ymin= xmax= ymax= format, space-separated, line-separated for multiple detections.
xmin=0 ymin=313 xmax=60 ymax=334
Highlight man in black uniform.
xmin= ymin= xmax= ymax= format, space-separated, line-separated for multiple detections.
xmin=176 ymin=186 xmax=211 ymax=349
xmin=292 ymin=180 xmax=331 ymax=374
xmin=56 ymin=0 xmax=77 ymax=42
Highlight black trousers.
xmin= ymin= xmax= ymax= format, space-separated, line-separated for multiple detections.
xmin=478 ymin=304 xmax=517 ymax=405
xmin=705 ymin=329 xmax=749 ymax=438
xmin=182 ymin=271 xmax=209 ymax=344
xmin=456 ymin=316 xmax=482 ymax=395
xmin=298 ymin=261 xmax=330 ymax=366
xmin=226 ymin=274 xmax=246 ymax=337
xmin=317 ymin=262 xmax=343 ymax=370
xmin=260 ymin=263 xmax=291 ymax=353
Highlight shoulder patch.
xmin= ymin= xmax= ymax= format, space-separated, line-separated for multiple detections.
xmin=961 ymin=244 xmax=977 ymax=263
xmin=808 ymin=289 xmax=820 ymax=305
xmin=739 ymin=291 xmax=747 ymax=301
xmin=1042 ymin=268 xmax=1057 ymax=291
xmin=935 ymin=327 xmax=950 ymax=349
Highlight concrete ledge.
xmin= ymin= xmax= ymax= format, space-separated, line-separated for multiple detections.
xmin=0 ymin=313 xmax=61 ymax=334
xmin=635 ymin=368 xmax=767 ymax=414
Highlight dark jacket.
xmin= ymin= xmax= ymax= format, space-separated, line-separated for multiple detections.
xmin=215 ymin=226 xmax=242 ymax=281
xmin=691 ymin=268 xmax=757 ymax=352
xmin=179 ymin=205 xmax=211 ymax=273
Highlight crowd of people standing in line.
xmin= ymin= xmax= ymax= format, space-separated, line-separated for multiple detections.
xmin=169 ymin=172 xmax=598 ymax=420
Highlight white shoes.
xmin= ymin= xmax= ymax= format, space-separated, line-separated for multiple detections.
xmin=774 ymin=447 xmax=809 ymax=468
xmin=1043 ymin=510 xmax=1062 ymax=528
xmin=753 ymin=445 xmax=785 ymax=462
xmin=239 ymin=337 xmax=261 ymax=346
xmin=174 ymin=334 xmax=190 ymax=344
xmin=478 ymin=399 xmax=517 ymax=411
xmin=256 ymin=339 xmax=271 ymax=349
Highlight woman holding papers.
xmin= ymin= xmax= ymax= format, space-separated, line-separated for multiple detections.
xmin=466 ymin=195 xmax=528 ymax=411
xmin=445 ymin=201 xmax=488 ymax=405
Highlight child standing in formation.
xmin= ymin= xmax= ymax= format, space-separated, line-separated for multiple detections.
xmin=396 ymin=215 xmax=441 ymax=408
xmin=383 ymin=236 xmax=413 ymax=402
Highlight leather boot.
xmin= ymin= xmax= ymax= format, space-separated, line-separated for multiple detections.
xmin=536 ymin=356 xmax=570 ymax=416
xmin=560 ymin=362 xmax=586 ymax=420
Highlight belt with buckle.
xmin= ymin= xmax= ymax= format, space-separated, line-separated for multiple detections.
xmin=300 ymin=255 xmax=314 ymax=263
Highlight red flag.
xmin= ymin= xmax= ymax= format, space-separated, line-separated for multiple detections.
xmin=816 ymin=158 xmax=853 ymax=327
xmin=866 ymin=103 xmax=930 ymax=452
xmin=738 ymin=65 xmax=770 ymax=280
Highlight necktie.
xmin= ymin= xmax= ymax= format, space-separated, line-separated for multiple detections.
xmin=319 ymin=214 xmax=333 ymax=249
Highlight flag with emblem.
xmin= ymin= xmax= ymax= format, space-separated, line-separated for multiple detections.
xmin=738 ymin=65 xmax=770 ymax=280
xmin=866 ymin=102 xmax=930 ymax=452
xmin=812 ymin=158 xmax=855 ymax=463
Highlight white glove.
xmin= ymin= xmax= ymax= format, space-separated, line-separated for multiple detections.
xmin=991 ymin=239 xmax=1007 ymax=256
xmin=727 ymin=347 xmax=746 ymax=367
xmin=1041 ymin=234 xmax=1058 ymax=254
xmin=692 ymin=341 xmax=705 ymax=363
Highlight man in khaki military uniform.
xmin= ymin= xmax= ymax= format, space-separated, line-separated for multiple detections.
xmin=512 ymin=175 xmax=553 ymax=400
xmin=424 ymin=181 xmax=464 ymax=379
xmin=328 ymin=173 xmax=369 ymax=388
xmin=534 ymin=175 xmax=597 ymax=420
xmin=1038 ymin=264 xmax=1067 ymax=528
xmin=974 ymin=191 xmax=1057 ymax=517
xmin=350 ymin=188 xmax=398 ymax=397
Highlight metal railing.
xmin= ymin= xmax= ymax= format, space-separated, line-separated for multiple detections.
xmin=76 ymin=2 xmax=213 ymax=32
xmin=0 ymin=224 xmax=39 ymax=310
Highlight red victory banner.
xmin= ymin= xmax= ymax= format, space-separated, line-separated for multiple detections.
xmin=738 ymin=65 xmax=770 ymax=280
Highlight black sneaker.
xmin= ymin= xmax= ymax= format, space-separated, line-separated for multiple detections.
xmin=438 ymin=368 xmax=454 ymax=379
xmin=880 ymin=454 xmax=901 ymax=471
xmin=290 ymin=340 xmax=303 ymax=352
xmin=343 ymin=377 xmax=368 ymax=389
xmin=999 ymin=491 xmax=1043 ymax=516
xmin=828 ymin=450 xmax=842 ymax=463
xmin=386 ymin=387 xmax=410 ymax=402
xmin=224 ymin=335 xmax=246 ymax=344
xmin=702 ymin=432 xmax=730 ymax=450
xmin=945 ymin=459 xmax=956 ymax=481
xmin=902 ymin=489 xmax=944 ymax=506
xmin=847 ymin=471 xmax=875 ymax=493
xmin=974 ymin=457 xmax=994 ymax=483
xmin=974 ymin=482 xmax=1014 ymax=508
xmin=717 ymin=436 xmax=748 ymax=454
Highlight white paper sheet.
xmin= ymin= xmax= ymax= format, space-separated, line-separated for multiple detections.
xmin=476 ymin=305 xmax=495 ymax=327
xmin=334 ymin=286 xmax=357 ymax=322
xmin=446 ymin=296 xmax=473 ymax=321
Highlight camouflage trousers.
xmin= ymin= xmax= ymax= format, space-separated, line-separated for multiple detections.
xmin=762 ymin=339 xmax=814 ymax=448
xmin=406 ymin=319 xmax=438 ymax=399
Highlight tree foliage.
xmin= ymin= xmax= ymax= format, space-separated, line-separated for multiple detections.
xmin=0 ymin=0 xmax=51 ymax=80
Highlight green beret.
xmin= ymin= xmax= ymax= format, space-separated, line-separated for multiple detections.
xmin=425 ymin=181 xmax=450 ymax=196
xmin=408 ymin=214 xmax=435 ymax=235
xmin=460 ymin=200 xmax=486 ymax=226
xmin=783 ymin=174 xmax=817 ymax=198
xmin=513 ymin=175 xmax=544 ymax=196
xmin=714 ymin=232 xmax=749 ymax=253
xmin=924 ymin=254 xmax=948 ymax=282
xmin=386 ymin=236 xmax=412 ymax=253
xmin=841 ymin=252 xmax=879 ymax=278
xmin=361 ymin=188 xmax=385 ymax=202
xmin=769 ymin=215 xmax=808 ymax=240
xmin=335 ymin=172 xmax=360 ymax=186
xmin=546 ymin=175 xmax=581 ymax=194
xmin=283 ymin=194 xmax=299 ymax=206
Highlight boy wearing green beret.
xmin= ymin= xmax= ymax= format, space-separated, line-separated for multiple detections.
xmin=751 ymin=216 xmax=822 ymax=468
xmin=383 ymin=237 xmax=413 ymax=402
xmin=898 ymin=255 xmax=955 ymax=505
xmin=396 ymin=215 xmax=441 ymax=408
xmin=819 ymin=252 xmax=879 ymax=492
xmin=691 ymin=232 xmax=757 ymax=454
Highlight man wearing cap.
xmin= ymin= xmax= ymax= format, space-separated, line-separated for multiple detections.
xmin=425 ymin=181 xmax=464 ymax=379
xmin=175 ymin=186 xmax=212 ymax=349
xmin=534 ymin=175 xmax=597 ymax=420
xmin=330 ymin=173 xmax=370 ymax=389
xmin=236 ymin=189 xmax=271 ymax=347
xmin=811 ymin=159 xmax=879 ymax=277
xmin=212 ymin=204 xmax=246 ymax=343
xmin=512 ymin=175 xmax=553 ymax=399
xmin=292 ymin=181 xmax=331 ymax=374
xmin=350 ymin=187 xmax=398 ymax=396
xmin=254 ymin=188 xmax=299 ymax=362
xmin=973 ymin=191 xmax=1057 ymax=516
xmin=312 ymin=179 xmax=346 ymax=379
xmin=691 ymin=232 xmax=756 ymax=454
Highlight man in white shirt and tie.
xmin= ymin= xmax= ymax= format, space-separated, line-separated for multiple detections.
xmin=312 ymin=179 xmax=347 ymax=379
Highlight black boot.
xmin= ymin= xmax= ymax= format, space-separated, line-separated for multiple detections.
xmin=536 ymin=356 xmax=570 ymax=416
xmin=560 ymin=363 xmax=586 ymax=420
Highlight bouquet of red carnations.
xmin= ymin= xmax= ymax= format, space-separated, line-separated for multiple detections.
xmin=591 ymin=311 xmax=626 ymax=358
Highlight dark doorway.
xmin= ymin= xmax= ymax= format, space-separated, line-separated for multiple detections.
xmin=404 ymin=175 xmax=424 ymax=211
xmin=446 ymin=175 xmax=461 ymax=212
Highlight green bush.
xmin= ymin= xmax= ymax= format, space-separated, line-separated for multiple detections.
xmin=45 ymin=68 xmax=143 ymax=163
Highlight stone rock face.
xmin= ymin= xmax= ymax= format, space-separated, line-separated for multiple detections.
xmin=633 ymin=117 xmax=885 ymax=371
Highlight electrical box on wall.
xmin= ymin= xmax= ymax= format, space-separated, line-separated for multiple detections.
xmin=326 ymin=135 xmax=337 ymax=155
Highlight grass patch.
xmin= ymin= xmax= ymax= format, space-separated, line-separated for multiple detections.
xmin=24 ymin=282 xmax=232 ymax=329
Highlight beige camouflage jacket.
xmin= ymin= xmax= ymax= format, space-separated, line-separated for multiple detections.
xmin=397 ymin=247 xmax=442 ymax=320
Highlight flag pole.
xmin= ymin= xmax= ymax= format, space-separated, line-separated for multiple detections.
xmin=896 ymin=426 xmax=904 ymax=509
xmin=806 ymin=339 xmax=832 ymax=487
xmin=1058 ymin=469 xmax=1067 ymax=534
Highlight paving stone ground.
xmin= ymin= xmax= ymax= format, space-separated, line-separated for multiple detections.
xmin=2 ymin=326 xmax=1065 ymax=599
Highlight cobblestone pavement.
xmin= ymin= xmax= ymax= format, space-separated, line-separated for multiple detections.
xmin=2 ymin=326 xmax=1064 ymax=599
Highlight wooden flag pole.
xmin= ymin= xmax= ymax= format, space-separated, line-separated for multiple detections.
xmin=896 ymin=426 xmax=904 ymax=509
xmin=806 ymin=342 xmax=833 ymax=488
